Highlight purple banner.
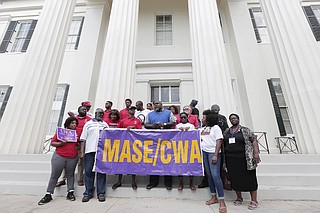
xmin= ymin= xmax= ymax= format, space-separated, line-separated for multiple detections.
xmin=57 ymin=127 xmax=77 ymax=142
xmin=95 ymin=129 xmax=203 ymax=176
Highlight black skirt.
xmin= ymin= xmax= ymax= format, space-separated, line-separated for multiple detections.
xmin=226 ymin=156 xmax=258 ymax=192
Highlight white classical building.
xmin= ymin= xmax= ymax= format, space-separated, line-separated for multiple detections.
xmin=0 ymin=0 xmax=319 ymax=155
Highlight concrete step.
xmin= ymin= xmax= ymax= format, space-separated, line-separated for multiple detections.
xmin=0 ymin=161 xmax=50 ymax=170
xmin=260 ymin=154 xmax=320 ymax=163
xmin=1 ymin=181 xmax=319 ymax=201
xmin=257 ymin=163 xmax=320 ymax=173
xmin=1 ymin=154 xmax=320 ymax=200
xmin=257 ymin=173 xmax=320 ymax=186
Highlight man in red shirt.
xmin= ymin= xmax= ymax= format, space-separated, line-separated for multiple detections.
xmin=112 ymin=106 xmax=142 ymax=190
xmin=183 ymin=105 xmax=199 ymax=129
xmin=119 ymin=98 xmax=132 ymax=120
xmin=75 ymin=106 xmax=92 ymax=186
xmin=102 ymin=101 xmax=113 ymax=122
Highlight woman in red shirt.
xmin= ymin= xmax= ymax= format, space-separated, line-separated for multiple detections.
xmin=38 ymin=117 xmax=79 ymax=205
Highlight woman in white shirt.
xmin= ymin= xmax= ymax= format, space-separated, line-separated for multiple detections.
xmin=201 ymin=110 xmax=227 ymax=213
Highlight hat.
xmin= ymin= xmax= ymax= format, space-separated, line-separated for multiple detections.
xmin=82 ymin=101 xmax=91 ymax=107
xmin=129 ymin=106 xmax=137 ymax=110
xmin=190 ymin=99 xmax=198 ymax=106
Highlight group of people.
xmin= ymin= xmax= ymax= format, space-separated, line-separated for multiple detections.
xmin=38 ymin=99 xmax=261 ymax=212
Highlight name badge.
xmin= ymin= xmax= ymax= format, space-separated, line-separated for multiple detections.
xmin=229 ymin=137 xmax=236 ymax=144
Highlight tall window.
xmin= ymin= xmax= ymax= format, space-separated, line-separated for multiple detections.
xmin=249 ymin=8 xmax=270 ymax=43
xmin=0 ymin=85 xmax=13 ymax=121
xmin=66 ymin=17 xmax=84 ymax=50
xmin=155 ymin=15 xmax=172 ymax=46
xmin=267 ymin=79 xmax=293 ymax=136
xmin=47 ymin=84 xmax=69 ymax=136
xmin=0 ymin=20 xmax=37 ymax=53
xmin=303 ymin=5 xmax=320 ymax=41
xmin=151 ymin=85 xmax=179 ymax=103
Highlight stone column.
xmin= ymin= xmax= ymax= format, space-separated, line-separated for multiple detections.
xmin=260 ymin=0 xmax=320 ymax=154
xmin=0 ymin=0 xmax=77 ymax=154
xmin=94 ymin=0 xmax=139 ymax=109
xmin=187 ymin=0 xmax=235 ymax=114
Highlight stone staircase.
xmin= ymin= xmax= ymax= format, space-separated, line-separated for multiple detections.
xmin=0 ymin=154 xmax=319 ymax=201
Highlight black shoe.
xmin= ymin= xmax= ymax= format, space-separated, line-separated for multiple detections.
xmin=165 ymin=186 xmax=172 ymax=190
xmin=38 ymin=194 xmax=52 ymax=205
xmin=66 ymin=191 xmax=76 ymax=201
xmin=112 ymin=182 xmax=122 ymax=189
xmin=98 ymin=195 xmax=105 ymax=202
xmin=198 ymin=182 xmax=209 ymax=188
xmin=55 ymin=180 xmax=66 ymax=187
xmin=82 ymin=196 xmax=91 ymax=203
xmin=146 ymin=184 xmax=156 ymax=189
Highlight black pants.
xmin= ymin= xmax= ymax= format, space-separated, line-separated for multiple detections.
xmin=149 ymin=175 xmax=172 ymax=187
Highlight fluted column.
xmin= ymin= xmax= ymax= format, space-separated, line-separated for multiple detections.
xmin=260 ymin=0 xmax=320 ymax=154
xmin=0 ymin=0 xmax=77 ymax=154
xmin=187 ymin=0 xmax=235 ymax=114
xmin=94 ymin=0 xmax=139 ymax=109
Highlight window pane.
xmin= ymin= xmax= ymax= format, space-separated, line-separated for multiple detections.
xmin=283 ymin=121 xmax=293 ymax=134
xmin=155 ymin=15 xmax=172 ymax=46
xmin=151 ymin=87 xmax=159 ymax=102
xmin=161 ymin=86 xmax=169 ymax=102
xmin=171 ymin=86 xmax=179 ymax=102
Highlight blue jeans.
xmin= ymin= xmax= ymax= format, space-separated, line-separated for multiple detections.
xmin=83 ymin=152 xmax=106 ymax=197
xmin=202 ymin=151 xmax=224 ymax=199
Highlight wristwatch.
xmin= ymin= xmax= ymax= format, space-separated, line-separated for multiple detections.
xmin=164 ymin=123 xmax=167 ymax=126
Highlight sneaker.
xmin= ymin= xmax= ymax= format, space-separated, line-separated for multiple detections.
xmin=38 ymin=194 xmax=52 ymax=205
xmin=82 ymin=196 xmax=91 ymax=203
xmin=66 ymin=191 xmax=76 ymax=201
xmin=98 ymin=195 xmax=105 ymax=202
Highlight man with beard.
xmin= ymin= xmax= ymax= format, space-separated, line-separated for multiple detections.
xmin=144 ymin=101 xmax=176 ymax=190
xmin=119 ymin=98 xmax=132 ymax=120
xmin=103 ymin=101 xmax=113 ymax=122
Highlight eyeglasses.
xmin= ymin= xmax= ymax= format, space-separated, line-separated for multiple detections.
xmin=183 ymin=108 xmax=190 ymax=110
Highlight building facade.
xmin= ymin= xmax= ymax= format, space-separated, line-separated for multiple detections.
xmin=0 ymin=0 xmax=319 ymax=154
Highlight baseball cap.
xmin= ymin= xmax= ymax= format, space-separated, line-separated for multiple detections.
xmin=82 ymin=101 xmax=91 ymax=107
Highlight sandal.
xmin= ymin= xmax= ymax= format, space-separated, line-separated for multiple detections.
xmin=219 ymin=206 xmax=227 ymax=213
xmin=248 ymin=201 xmax=259 ymax=210
xmin=190 ymin=184 xmax=196 ymax=191
xmin=205 ymin=198 xmax=218 ymax=205
xmin=233 ymin=198 xmax=243 ymax=206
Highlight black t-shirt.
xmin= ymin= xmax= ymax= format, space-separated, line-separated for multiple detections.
xmin=223 ymin=130 xmax=245 ymax=158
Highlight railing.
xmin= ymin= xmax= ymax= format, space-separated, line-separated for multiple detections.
xmin=254 ymin=131 xmax=270 ymax=154
xmin=275 ymin=136 xmax=299 ymax=154
xmin=43 ymin=137 xmax=53 ymax=154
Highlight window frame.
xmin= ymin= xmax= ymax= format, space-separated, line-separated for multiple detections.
xmin=0 ymin=85 xmax=13 ymax=121
xmin=249 ymin=8 xmax=270 ymax=43
xmin=155 ymin=14 xmax=173 ymax=46
xmin=150 ymin=84 xmax=180 ymax=104
xmin=267 ymin=78 xmax=293 ymax=136
xmin=65 ymin=16 xmax=84 ymax=50
xmin=0 ymin=19 xmax=37 ymax=53
xmin=303 ymin=5 xmax=320 ymax=41
xmin=46 ymin=84 xmax=69 ymax=136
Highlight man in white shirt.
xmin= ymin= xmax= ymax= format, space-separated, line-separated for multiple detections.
xmin=80 ymin=108 xmax=108 ymax=203
xmin=134 ymin=100 xmax=150 ymax=128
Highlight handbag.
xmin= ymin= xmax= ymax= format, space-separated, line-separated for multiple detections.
xmin=221 ymin=167 xmax=232 ymax=190
xmin=221 ymin=143 xmax=232 ymax=190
